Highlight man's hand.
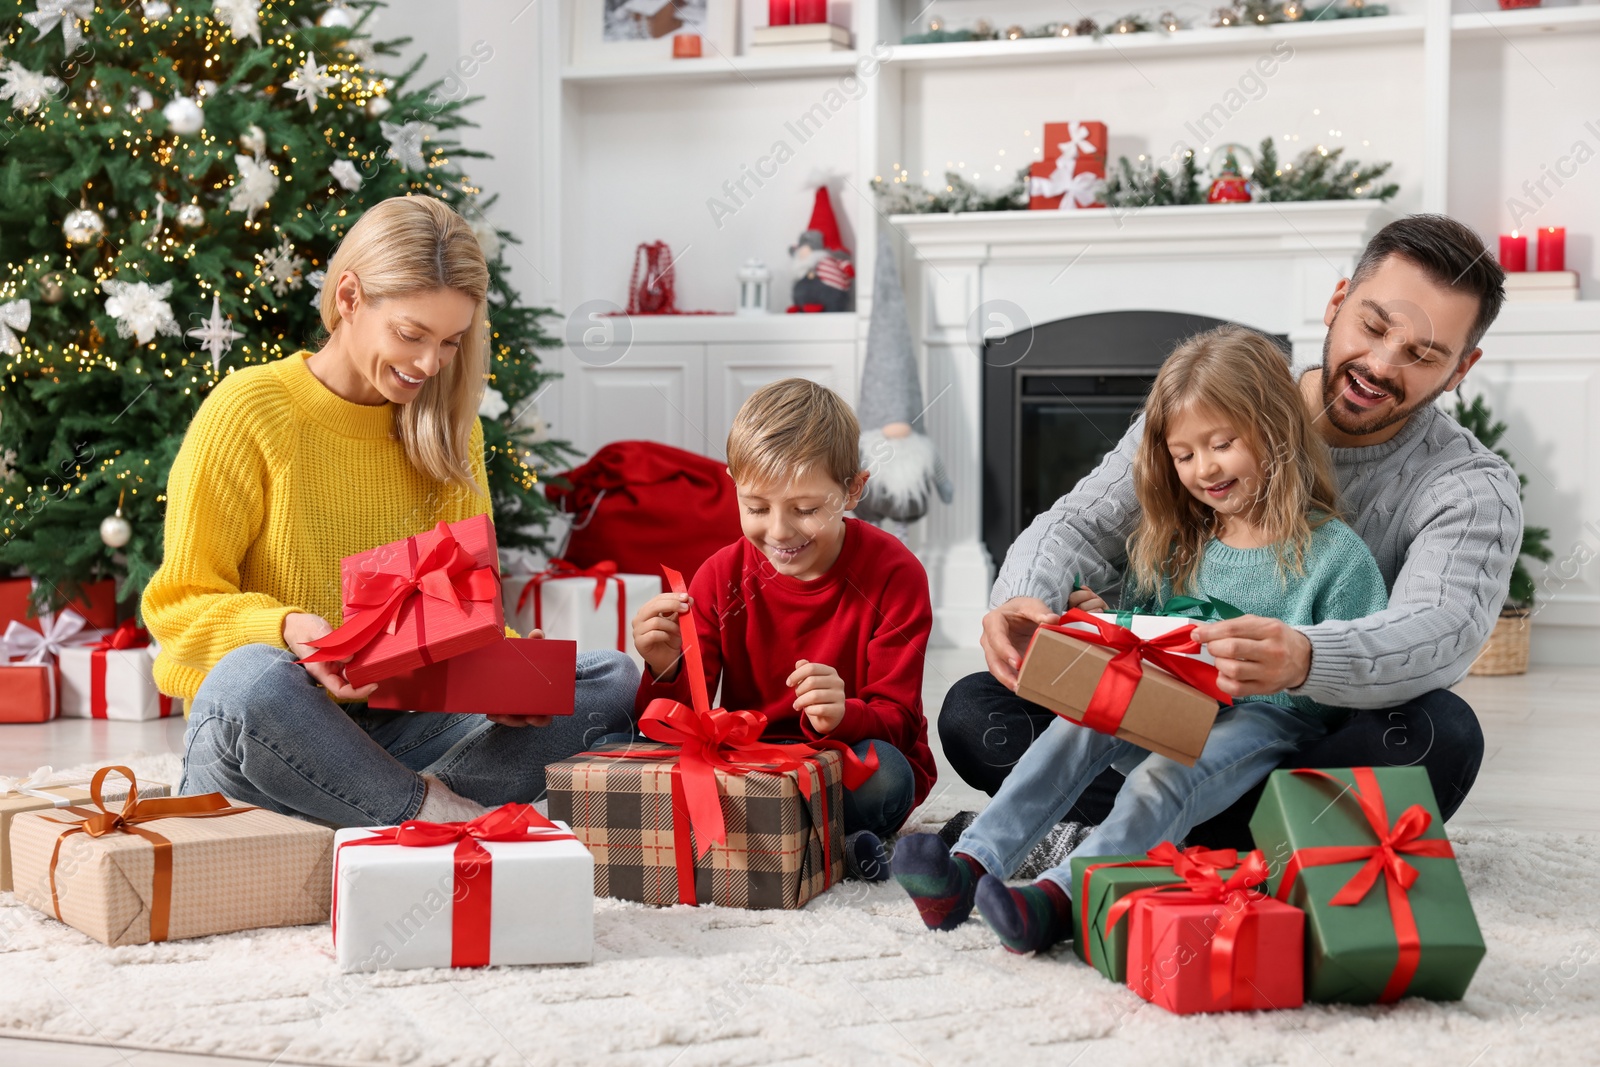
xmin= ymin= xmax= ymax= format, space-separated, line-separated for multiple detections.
xmin=1066 ymin=586 xmax=1108 ymax=613
xmin=1190 ymin=616 xmax=1313 ymax=697
xmin=788 ymin=659 xmax=847 ymax=734
xmin=979 ymin=596 xmax=1061 ymax=691
xmin=632 ymin=591 xmax=690 ymax=683
xmin=283 ymin=612 xmax=379 ymax=702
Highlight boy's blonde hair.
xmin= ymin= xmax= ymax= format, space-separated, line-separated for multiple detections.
xmin=320 ymin=195 xmax=490 ymax=489
xmin=726 ymin=378 xmax=861 ymax=490
xmin=1127 ymin=325 xmax=1340 ymax=596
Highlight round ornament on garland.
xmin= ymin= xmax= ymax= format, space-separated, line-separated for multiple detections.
xmin=100 ymin=492 xmax=131 ymax=549
xmin=1207 ymin=145 xmax=1255 ymax=203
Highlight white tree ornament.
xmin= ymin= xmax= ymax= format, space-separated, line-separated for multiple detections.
xmin=227 ymin=153 xmax=278 ymax=220
xmin=162 ymin=95 xmax=204 ymax=135
xmin=0 ymin=299 xmax=32 ymax=356
xmin=328 ymin=158 xmax=362 ymax=191
xmin=0 ymin=60 xmax=64 ymax=116
xmin=380 ymin=120 xmax=436 ymax=173
xmin=256 ymin=236 xmax=305 ymax=297
xmin=102 ymin=279 xmax=180 ymax=345
xmin=284 ymin=53 xmax=338 ymax=113
xmin=306 ymin=269 xmax=326 ymax=312
xmin=187 ymin=293 xmax=245 ymax=373
xmin=478 ymin=386 xmax=508 ymax=420
xmin=211 ymin=0 xmax=261 ymax=44
xmin=23 ymin=0 xmax=94 ymax=54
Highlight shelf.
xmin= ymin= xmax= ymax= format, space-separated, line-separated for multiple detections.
xmin=562 ymin=51 xmax=861 ymax=85
xmin=1452 ymin=4 xmax=1600 ymax=39
xmin=885 ymin=16 xmax=1426 ymax=70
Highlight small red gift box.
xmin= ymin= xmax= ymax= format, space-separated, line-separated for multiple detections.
xmin=0 ymin=664 xmax=56 ymax=723
xmin=1119 ymin=851 xmax=1305 ymax=1014
xmin=302 ymin=515 xmax=504 ymax=687
xmin=1029 ymin=121 xmax=1107 ymax=210
xmin=0 ymin=577 xmax=117 ymax=633
xmin=367 ymin=638 xmax=577 ymax=716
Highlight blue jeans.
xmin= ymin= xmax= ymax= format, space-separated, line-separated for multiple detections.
xmin=591 ymin=733 xmax=916 ymax=838
xmin=954 ymin=700 xmax=1328 ymax=894
xmin=180 ymin=644 xmax=639 ymax=827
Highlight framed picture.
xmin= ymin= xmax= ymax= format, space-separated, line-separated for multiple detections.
xmin=571 ymin=0 xmax=739 ymax=67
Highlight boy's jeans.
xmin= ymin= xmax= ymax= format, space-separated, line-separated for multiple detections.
xmin=953 ymin=700 xmax=1328 ymax=893
xmin=180 ymin=644 xmax=640 ymax=827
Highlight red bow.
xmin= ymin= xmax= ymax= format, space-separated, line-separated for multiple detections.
xmin=1078 ymin=842 xmax=1241 ymax=963
xmin=334 ymin=803 xmax=576 ymax=969
xmin=1275 ymin=767 xmax=1457 ymax=1002
xmin=1039 ymin=609 xmax=1231 ymax=735
xmin=301 ymin=522 xmax=500 ymax=665
xmin=515 ymin=559 xmax=627 ymax=651
xmin=92 ymin=619 xmax=150 ymax=652
xmin=1106 ymin=849 xmax=1272 ymax=1003
xmin=85 ymin=620 xmax=172 ymax=718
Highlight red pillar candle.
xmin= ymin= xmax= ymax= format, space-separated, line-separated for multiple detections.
xmin=1499 ymin=231 xmax=1528 ymax=272
xmin=796 ymin=0 xmax=828 ymax=24
xmin=769 ymin=1 xmax=791 ymax=25
xmin=1536 ymin=227 xmax=1566 ymax=272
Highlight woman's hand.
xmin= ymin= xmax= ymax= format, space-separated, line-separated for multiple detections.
xmin=1067 ymin=586 xmax=1109 ymax=613
xmin=788 ymin=659 xmax=847 ymax=735
xmin=282 ymin=612 xmax=379 ymax=702
xmin=633 ymin=591 xmax=690 ymax=683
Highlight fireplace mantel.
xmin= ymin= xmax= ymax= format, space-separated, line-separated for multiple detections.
xmin=892 ymin=201 xmax=1397 ymax=646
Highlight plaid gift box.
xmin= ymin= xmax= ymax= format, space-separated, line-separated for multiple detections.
xmin=547 ymin=742 xmax=843 ymax=909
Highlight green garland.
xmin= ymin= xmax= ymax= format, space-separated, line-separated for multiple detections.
xmin=870 ymin=167 xmax=1030 ymax=214
xmin=1253 ymin=137 xmax=1399 ymax=201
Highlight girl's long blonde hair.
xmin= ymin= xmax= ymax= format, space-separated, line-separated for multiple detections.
xmin=1127 ymin=325 xmax=1340 ymax=596
xmin=319 ymin=195 xmax=489 ymax=488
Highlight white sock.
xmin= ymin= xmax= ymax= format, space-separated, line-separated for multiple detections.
xmin=414 ymin=774 xmax=488 ymax=823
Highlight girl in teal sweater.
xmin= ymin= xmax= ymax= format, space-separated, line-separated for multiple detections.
xmin=895 ymin=325 xmax=1389 ymax=951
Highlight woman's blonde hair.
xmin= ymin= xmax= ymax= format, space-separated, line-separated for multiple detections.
xmin=1127 ymin=325 xmax=1340 ymax=596
xmin=320 ymin=195 xmax=489 ymax=488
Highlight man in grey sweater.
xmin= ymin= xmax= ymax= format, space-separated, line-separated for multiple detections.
xmin=939 ymin=214 xmax=1522 ymax=847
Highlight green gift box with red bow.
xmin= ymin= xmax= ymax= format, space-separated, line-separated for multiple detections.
xmin=1249 ymin=766 xmax=1485 ymax=1003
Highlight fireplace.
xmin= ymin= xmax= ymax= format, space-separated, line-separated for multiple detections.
xmin=982 ymin=310 xmax=1289 ymax=571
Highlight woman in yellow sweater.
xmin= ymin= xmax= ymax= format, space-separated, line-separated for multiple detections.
xmin=142 ymin=196 xmax=637 ymax=826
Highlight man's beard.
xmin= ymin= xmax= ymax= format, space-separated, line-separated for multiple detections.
xmin=1319 ymin=323 xmax=1451 ymax=438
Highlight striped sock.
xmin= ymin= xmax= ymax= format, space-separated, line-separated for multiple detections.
xmin=892 ymin=833 xmax=984 ymax=931
xmin=974 ymin=875 xmax=1073 ymax=955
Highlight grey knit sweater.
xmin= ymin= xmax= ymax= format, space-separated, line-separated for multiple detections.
xmin=993 ymin=398 xmax=1524 ymax=709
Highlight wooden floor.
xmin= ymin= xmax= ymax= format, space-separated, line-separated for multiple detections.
xmin=3 ymin=654 xmax=1596 ymax=1065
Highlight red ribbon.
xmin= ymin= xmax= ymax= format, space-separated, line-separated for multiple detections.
xmin=85 ymin=620 xmax=172 ymax=719
xmin=581 ymin=565 xmax=878 ymax=905
xmin=516 ymin=559 xmax=628 ymax=652
xmin=333 ymin=803 xmax=576 ymax=968
xmin=1034 ymin=609 xmax=1231 ymax=734
xmin=301 ymin=522 xmax=500 ymax=666
xmin=1274 ymin=767 xmax=1457 ymax=1003
xmin=1078 ymin=842 xmax=1241 ymax=965
xmin=1106 ymin=849 xmax=1272 ymax=1004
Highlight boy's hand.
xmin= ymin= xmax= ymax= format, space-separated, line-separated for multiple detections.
xmin=788 ymin=659 xmax=847 ymax=734
xmin=1066 ymin=586 xmax=1108 ymax=614
xmin=632 ymin=591 xmax=690 ymax=683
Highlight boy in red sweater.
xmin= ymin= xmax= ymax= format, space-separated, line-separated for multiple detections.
xmin=631 ymin=378 xmax=936 ymax=881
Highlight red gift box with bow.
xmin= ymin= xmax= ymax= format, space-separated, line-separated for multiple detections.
xmin=302 ymin=515 xmax=504 ymax=687
xmin=1015 ymin=609 xmax=1230 ymax=765
xmin=367 ymin=638 xmax=577 ymax=716
xmin=1029 ymin=121 xmax=1107 ymax=210
xmin=1117 ymin=850 xmax=1305 ymax=1014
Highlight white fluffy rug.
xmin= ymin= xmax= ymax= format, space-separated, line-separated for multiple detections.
xmin=1 ymin=753 xmax=1596 ymax=1067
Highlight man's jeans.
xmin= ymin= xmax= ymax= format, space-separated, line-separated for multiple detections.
xmin=180 ymin=644 xmax=640 ymax=827
xmin=953 ymin=700 xmax=1327 ymax=892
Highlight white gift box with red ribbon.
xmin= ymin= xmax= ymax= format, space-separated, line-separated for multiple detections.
xmin=332 ymin=805 xmax=593 ymax=973
xmin=57 ymin=622 xmax=179 ymax=720
xmin=505 ymin=561 xmax=661 ymax=671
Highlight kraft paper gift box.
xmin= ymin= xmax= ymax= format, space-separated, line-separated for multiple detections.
xmin=0 ymin=767 xmax=170 ymax=891
xmin=301 ymin=514 xmax=505 ymax=687
xmin=1070 ymin=844 xmax=1245 ymax=984
xmin=506 ymin=562 xmax=662 ymax=671
xmin=1015 ymin=609 xmax=1228 ymax=766
xmin=1120 ymin=851 xmax=1305 ymax=1014
xmin=1249 ymin=766 xmax=1486 ymax=1003
xmin=332 ymin=804 xmax=593 ymax=972
xmin=367 ymin=638 xmax=577 ymax=716
xmin=58 ymin=623 xmax=178 ymax=720
xmin=10 ymin=767 xmax=332 ymax=947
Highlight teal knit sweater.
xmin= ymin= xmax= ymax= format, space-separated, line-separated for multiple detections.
xmin=1126 ymin=517 xmax=1389 ymax=719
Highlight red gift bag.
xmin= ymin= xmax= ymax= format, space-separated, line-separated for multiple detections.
xmin=546 ymin=442 xmax=743 ymax=581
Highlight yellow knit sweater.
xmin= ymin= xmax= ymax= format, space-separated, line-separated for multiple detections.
xmin=142 ymin=351 xmax=493 ymax=703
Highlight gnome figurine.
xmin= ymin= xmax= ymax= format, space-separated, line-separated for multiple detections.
xmin=854 ymin=228 xmax=954 ymax=526
xmin=788 ymin=186 xmax=854 ymax=313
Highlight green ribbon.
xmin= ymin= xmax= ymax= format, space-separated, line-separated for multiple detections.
xmin=1108 ymin=596 xmax=1243 ymax=629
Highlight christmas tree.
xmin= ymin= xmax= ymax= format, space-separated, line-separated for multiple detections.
xmin=0 ymin=0 xmax=567 ymax=619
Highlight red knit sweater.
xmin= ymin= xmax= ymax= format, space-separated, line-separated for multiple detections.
xmin=634 ymin=519 xmax=937 ymax=807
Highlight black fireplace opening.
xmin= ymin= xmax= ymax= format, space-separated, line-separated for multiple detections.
xmin=982 ymin=310 xmax=1291 ymax=574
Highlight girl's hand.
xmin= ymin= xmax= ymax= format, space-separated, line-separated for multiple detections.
xmin=487 ymin=714 xmax=553 ymax=728
xmin=1067 ymin=586 xmax=1109 ymax=613
xmin=282 ymin=612 xmax=379 ymax=702
xmin=632 ymin=591 xmax=691 ymax=682
xmin=788 ymin=659 xmax=847 ymax=734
